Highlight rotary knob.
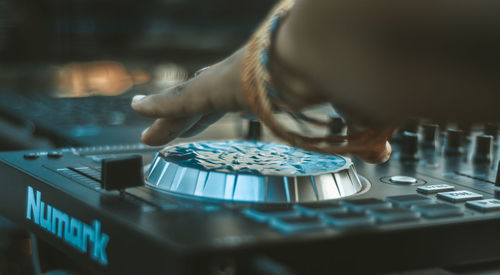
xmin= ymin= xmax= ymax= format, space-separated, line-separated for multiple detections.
xmin=422 ymin=124 xmax=439 ymax=148
xmin=484 ymin=123 xmax=499 ymax=142
xmin=458 ymin=122 xmax=472 ymax=141
xmin=445 ymin=129 xmax=464 ymax=155
xmin=401 ymin=131 xmax=419 ymax=161
xmin=246 ymin=120 xmax=262 ymax=141
xmin=494 ymin=161 xmax=500 ymax=198
xmin=401 ymin=118 xmax=420 ymax=134
xmin=474 ymin=135 xmax=493 ymax=163
xmin=329 ymin=117 xmax=347 ymax=135
xmin=496 ymin=161 xmax=500 ymax=187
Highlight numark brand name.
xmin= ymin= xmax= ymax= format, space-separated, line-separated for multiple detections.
xmin=25 ymin=186 xmax=109 ymax=265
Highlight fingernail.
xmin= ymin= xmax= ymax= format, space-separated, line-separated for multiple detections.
xmin=132 ymin=95 xmax=146 ymax=103
xmin=141 ymin=127 xmax=149 ymax=137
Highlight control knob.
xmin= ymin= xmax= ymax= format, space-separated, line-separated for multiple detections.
xmin=445 ymin=129 xmax=464 ymax=155
xmin=484 ymin=123 xmax=499 ymax=142
xmin=494 ymin=161 xmax=500 ymax=198
xmin=458 ymin=122 xmax=472 ymax=141
xmin=473 ymin=135 xmax=493 ymax=163
xmin=401 ymin=118 xmax=420 ymax=134
xmin=246 ymin=120 xmax=262 ymax=141
xmin=401 ymin=131 xmax=419 ymax=161
xmin=422 ymin=124 xmax=438 ymax=148
xmin=329 ymin=117 xmax=346 ymax=135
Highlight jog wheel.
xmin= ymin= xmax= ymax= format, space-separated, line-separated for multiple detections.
xmin=145 ymin=140 xmax=369 ymax=203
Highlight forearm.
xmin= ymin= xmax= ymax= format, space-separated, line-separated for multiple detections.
xmin=271 ymin=0 xmax=500 ymax=124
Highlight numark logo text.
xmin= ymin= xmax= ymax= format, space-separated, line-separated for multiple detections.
xmin=25 ymin=186 xmax=109 ymax=265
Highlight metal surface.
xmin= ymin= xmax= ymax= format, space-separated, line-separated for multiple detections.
xmin=145 ymin=141 xmax=368 ymax=202
xmin=1 ymin=123 xmax=500 ymax=274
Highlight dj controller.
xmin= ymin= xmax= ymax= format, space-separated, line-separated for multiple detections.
xmin=0 ymin=121 xmax=499 ymax=274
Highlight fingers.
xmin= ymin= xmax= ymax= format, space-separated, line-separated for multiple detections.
xmin=344 ymin=128 xmax=395 ymax=164
xmin=131 ymin=49 xmax=248 ymax=119
xmin=132 ymin=80 xmax=201 ymax=118
xmin=132 ymin=49 xmax=249 ymax=145
xmin=356 ymin=140 xmax=392 ymax=164
xmin=179 ymin=113 xmax=224 ymax=138
xmin=141 ymin=116 xmax=202 ymax=146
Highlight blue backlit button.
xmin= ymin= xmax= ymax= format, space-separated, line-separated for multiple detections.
xmin=341 ymin=198 xmax=392 ymax=212
xmin=295 ymin=202 xmax=348 ymax=216
xmin=242 ymin=205 xmax=300 ymax=223
xmin=269 ymin=216 xmax=326 ymax=234
xmin=466 ymin=199 xmax=500 ymax=212
xmin=417 ymin=184 xmax=455 ymax=194
xmin=47 ymin=151 xmax=63 ymax=158
xmin=437 ymin=190 xmax=483 ymax=203
xmin=367 ymin=208 xmax=420 ymax=223
xmin=385 ymin=194 xmax=431 ymax=208
xmin=412 ymin=203 xmax=463 ymax=218
xmin=320 ymin=212 xmax=375 ymax=228
xmin=389 ymin=176 xmax=417 ymax=184
xmin=23 ymin=152 xmax=40 ymax=160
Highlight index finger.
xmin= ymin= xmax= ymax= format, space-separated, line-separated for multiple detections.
xmin=131 ymin=50 xmax=248 ymax=118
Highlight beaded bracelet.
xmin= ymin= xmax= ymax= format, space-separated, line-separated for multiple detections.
xmin=241 ymin=0 xmax=351 ymax=153
xmin=241 ymin=0 xmax=395 ymax=159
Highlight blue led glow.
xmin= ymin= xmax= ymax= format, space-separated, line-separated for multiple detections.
xmin=161 ymin=140 xmax=347 ymax=176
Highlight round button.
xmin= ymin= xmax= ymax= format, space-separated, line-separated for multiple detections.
xmin=47 ymin=151 xmax=63 ymax=159
xmin=23 ymin=152 xmax=40 ymax=160
xmin=389 ymin=176 xmax=418 ymax=184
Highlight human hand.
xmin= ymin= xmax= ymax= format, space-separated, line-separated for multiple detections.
xmin=275 ymin=0 xmax=500 ymax=124
xmin=131 ymin=47 xmax=394 ymax=163
xmin=131 ymin=49 xmax=250 ymax=146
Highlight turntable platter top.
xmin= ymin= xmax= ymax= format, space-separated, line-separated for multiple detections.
xmin=145 ymin=141 xmax=368 ymax=203
xmin=160 ymin=140 xmax=348 ymax=176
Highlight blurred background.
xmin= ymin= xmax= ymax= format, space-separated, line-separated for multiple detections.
xmin=0 ymin=0 xmax=277 ymax=150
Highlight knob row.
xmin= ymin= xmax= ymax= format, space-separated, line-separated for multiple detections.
xmin=403 ymin=121 xmax=498 ymax=142
xmin=401 ymin=128 xmax=495 ymax=163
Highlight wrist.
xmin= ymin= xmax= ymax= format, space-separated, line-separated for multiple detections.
xmin=268 ymin=15 xmax=328 ymax=110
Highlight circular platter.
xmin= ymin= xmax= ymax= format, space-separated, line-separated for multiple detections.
xmin=145 ymin=140 xmax=369 ymax=203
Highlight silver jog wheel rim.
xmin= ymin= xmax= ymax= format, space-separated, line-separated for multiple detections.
xmin=144 ymin=140 xmax=370 ymax=203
